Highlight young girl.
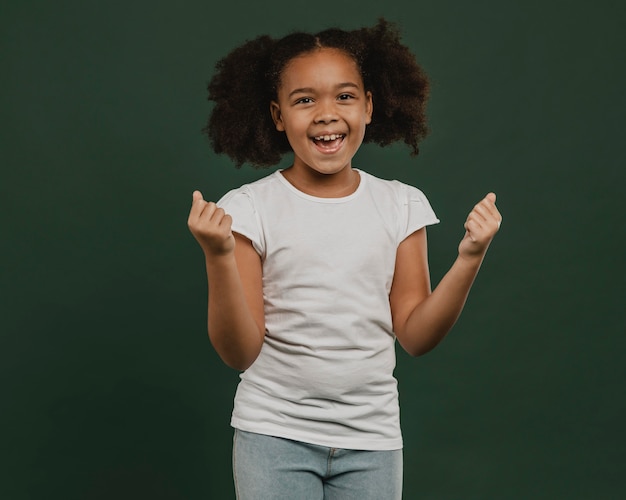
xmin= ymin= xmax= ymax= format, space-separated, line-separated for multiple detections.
xmin=188 ymin=19 xmax=501 ymax=500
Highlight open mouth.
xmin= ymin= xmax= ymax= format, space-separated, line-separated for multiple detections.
xmin=311 ymin=133 xmax=345 ymax=153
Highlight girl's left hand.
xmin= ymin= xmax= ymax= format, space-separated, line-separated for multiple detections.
xmin=458 ymin=193 xmax=502 ymax=259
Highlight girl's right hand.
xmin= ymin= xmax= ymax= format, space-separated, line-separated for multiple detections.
xmin=187 ymin=190 xmax=235 ymax=256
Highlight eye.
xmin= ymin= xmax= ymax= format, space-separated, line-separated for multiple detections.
xmin=337 ymin=93 xmax=354 ymax=101
xmin=295 ymin=97 xmax=313 ymax=105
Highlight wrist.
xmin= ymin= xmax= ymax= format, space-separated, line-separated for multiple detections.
xmin=204 ymin=249 xmax=236 ymax=270
xmin=456 ymin=251 xmax=485 ymax=269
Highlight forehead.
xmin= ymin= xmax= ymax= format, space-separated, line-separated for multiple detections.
xmin=279 ymin=48 xmax=363 ymax=91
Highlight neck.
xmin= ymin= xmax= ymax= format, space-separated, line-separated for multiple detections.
xmin=281 ymin=165 xmax=360 ymax=198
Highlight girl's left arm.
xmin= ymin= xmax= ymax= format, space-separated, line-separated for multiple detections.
xmin=390 ymin=193 xmax=502 ymax=356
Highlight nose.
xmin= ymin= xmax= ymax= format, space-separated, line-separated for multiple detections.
xmin=314 ymin=99 xmax=338 ymax=124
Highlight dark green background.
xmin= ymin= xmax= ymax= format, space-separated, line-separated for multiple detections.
xmin=2 ymin=0 xmax=624 ymax=498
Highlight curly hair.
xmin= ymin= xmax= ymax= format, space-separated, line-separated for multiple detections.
xmin=204 ymin=19 xmax=430 ymax=168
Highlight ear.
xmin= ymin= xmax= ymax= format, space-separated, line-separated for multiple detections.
xmin=365 ymin=91 xmax=373 ymax=125
xmin=270 ymin=101 xmax=285 ymax=131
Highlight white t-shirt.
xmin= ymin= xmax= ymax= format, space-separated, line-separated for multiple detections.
xmin=217 ymin=169 xmax=439 ymax=450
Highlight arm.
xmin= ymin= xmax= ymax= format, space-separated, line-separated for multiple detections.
xmin=187 ymin=191 xmax=265 ymax=370
xmin=390 ymin=193 xmax=502 ymax=356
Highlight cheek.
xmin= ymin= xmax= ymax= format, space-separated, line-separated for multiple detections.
xmin=282 ymin=124 xmax=310 ymax=149
xmin=283 ymin=114 xmax=308 ymax=135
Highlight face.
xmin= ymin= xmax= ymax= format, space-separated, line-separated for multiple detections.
xmin=270 ymin=48 xmax=373 ymax=178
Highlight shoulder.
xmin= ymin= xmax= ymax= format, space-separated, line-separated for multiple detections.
xmin=217 ymin=170 xmax=281 ymax=207
xmin=359 ymin=169 xmax=430 ymax=203
xmin=216 ymin=172 xmax=282 ymax=257
xmin=359 ymin=169 xmax=440 ymax=239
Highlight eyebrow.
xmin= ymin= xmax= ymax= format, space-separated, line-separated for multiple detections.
xmin=288 ymin=82 xmax=360 ymax=99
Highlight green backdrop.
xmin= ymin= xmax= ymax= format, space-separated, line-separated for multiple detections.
xmin=2 ymin=0 xmax=624 ymax=498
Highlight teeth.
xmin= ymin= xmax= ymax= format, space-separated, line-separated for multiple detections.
xmin=315 ymin=134 xmax=343 ymax=141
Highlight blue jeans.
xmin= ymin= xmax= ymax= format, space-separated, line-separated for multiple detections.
xmin=232 ymin=429 xmax=403 ymax=499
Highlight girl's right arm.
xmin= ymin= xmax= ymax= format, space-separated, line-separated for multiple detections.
xmin=187 ymin=190 xmax=265 ymax=371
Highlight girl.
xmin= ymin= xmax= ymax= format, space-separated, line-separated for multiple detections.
xmin=188 ymin=19 xmax=501 ymax=500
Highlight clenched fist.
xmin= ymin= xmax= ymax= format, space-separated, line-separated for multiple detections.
xmin=187 ymin=191 xmax=235 ymax=256
xmin=458 ymin=193 xmax=502 ymax=259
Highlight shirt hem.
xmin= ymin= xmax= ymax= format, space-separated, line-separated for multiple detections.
xmin=230 ymin=418 xmax=403 ymax=451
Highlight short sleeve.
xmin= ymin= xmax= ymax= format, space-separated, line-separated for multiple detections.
xmin=217 ymin=187 xmax=265 ymax=256
xmin=398 ymin=183 xmax=440 ymax=242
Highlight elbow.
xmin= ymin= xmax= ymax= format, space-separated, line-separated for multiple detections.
xmin=402 ymin=341 xmax=436 ymax=358
xmin=223 ymin=357 xmax=255 ymax=372
xmin=411 ymin=343 xmax=438 ymax=357
xmin=397 ymin=327 xmax=449 ymax=358
xmin=213 ymin=343 xmax=259 ymax=371
xmin=208 ymin=328 xmax=263 ymax=372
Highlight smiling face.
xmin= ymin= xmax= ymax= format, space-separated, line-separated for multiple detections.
xmin=270 ymin=48 xmax=373 ymax=183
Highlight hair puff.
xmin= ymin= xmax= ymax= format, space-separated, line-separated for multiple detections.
xmin=204 ymin=19 xmax=430 ymax=168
